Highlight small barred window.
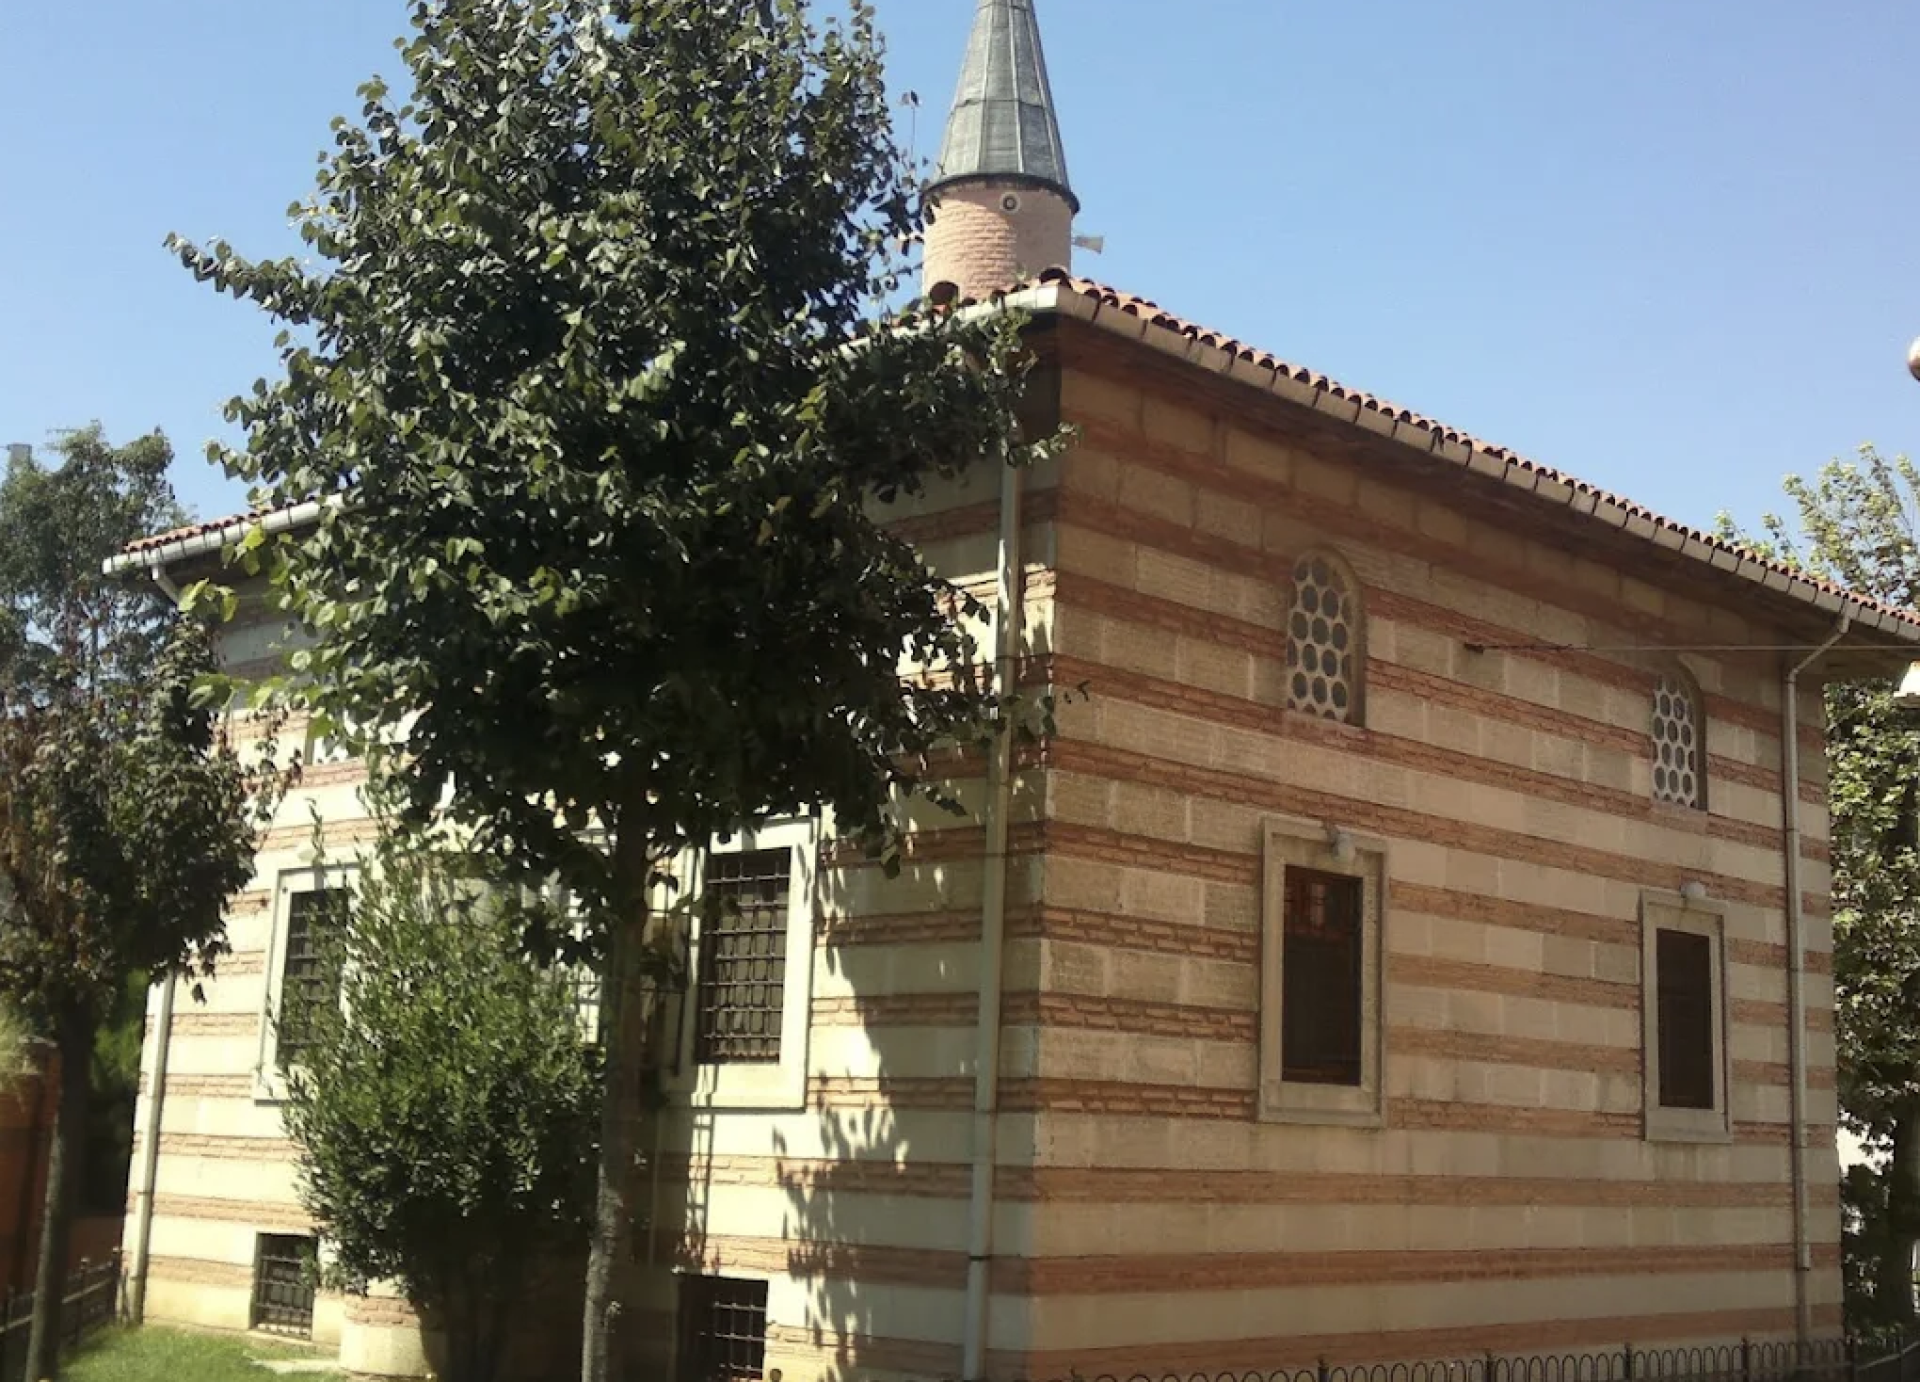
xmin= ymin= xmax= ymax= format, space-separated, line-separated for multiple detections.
xmin=1286 ymin=554 xmax=1361 ymax=724
xmin=1652 ymin=675 xmax=1704 ymax=809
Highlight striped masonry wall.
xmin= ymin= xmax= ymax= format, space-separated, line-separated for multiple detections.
xmin=129 ymin=337 xmax=1844 ymax=1381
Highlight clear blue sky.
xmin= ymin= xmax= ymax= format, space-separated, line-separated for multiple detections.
xmin=4 ymin=0 xmax=1919 ymax=538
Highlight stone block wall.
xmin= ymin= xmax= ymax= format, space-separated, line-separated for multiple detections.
xmin=984 ymin=345 xmax=1839 ymax=1377
xmin=123 ymin=337 xmax=1845 ymax=1382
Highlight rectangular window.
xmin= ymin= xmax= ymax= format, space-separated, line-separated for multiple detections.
xmin=1260 ymin=820 xmax=1385 ymax=1128
xmin=1656 ymin=928 xmax=1715 ymax=1110
xmin=676 ymin=1275 xmax=768 ymax=1382
xmin=1281 ymin=868 xmax=1365 ymax=1086
xmin=694 ymin=849 xmax=791 ymax=1064
xmin=1640 ymin=895 xmax=1730 ymax=1143
xmin=276 ymin=890 xmax=340 ymax=1070
xmin=250 ymin=1234 xmax=316 ymax=1337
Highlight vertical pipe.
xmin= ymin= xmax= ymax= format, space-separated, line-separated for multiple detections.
xmin=961 ymin=452 xmax=1023 ymax=1382
xmin=128 ymin=569 xmax=185 ymax=1319
xmin=1782 ymin=613 xmax=1849 ymax=1344
xmin=125 ymin=972 xmax=175 ymax=1322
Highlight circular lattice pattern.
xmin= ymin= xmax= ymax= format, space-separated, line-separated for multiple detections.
xmin=1652 ymin=675 xmax=1703 ymax=808
xmin=1286 ymin=554 xmax=1358 ymax=723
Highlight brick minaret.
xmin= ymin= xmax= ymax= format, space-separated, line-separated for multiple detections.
xmin=923 ymin=0 xmax=1078 ymax=303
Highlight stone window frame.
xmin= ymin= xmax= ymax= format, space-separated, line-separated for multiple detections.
xmin=1283 ymin=547 xmax=1367 ymax=728
xmin=1640 ymin=889 xmax=1733 ymax=1144
xmin=1649 ymin=666 xmax=1708 ymax=812
xmin=1258 ymin=814 xmax=1388 ymax=1128
xmin=254 ymin=860 xmax=357 ymax=1105
xmin=667 ymin=815 xmax=818 ymax=1111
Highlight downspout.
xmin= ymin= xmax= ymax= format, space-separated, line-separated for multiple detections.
xmin=962 ymin=455 xmax=1023 ymax=1382
xmin=126 ymin=569 xmax=183 ymax=1319
xmin=125 ymin=971 xmax=175 ymax=1322
xmin=1782 ymin=612 xmax=1850 ymax=1345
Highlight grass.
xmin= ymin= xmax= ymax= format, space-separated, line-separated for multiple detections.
xmin=62 ymin=1325 xmax=341 ymax=1381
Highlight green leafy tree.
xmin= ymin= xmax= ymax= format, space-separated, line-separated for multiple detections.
xmin=1724 ymin=445 xmax=1920 ymax=1328
xmin=280 ymin=829 xmax=601 ymax=1382
xmin=82 ymin=973 xmax=154 ymax=1216
xmin=0 ymin=426 xmax=270 ymax=1379
xmin=170 ymin=2 xmax=1063 ymax=1375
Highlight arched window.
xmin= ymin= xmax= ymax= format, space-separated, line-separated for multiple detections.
xmin=1651 ymin=672 xmax=1705 ymax=810
xmin=1286 ymin=552 xmax=1362 ymax=725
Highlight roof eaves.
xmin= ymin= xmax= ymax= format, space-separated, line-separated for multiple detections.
xmin=102 ymin=498 xmax=332 ymax=578
xmin=1011 ymin=268 xmax=1920 ymax=646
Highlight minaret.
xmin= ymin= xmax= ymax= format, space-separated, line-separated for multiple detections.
xmin=922 ymin=0 xmax=1078 ymax=303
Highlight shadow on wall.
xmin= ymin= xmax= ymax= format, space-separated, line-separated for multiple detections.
xmin=777 ymin=843 xmax=963 ymax=1382
xmin=643 ymin=758 xmax=1049 ymax=1382
xmin=780 ymin=762 xmax=1047 ymax=1382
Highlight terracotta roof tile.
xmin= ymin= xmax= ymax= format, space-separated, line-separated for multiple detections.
xmin=119 ymin=270 xmax=1920 ymax=643
xmin=123 ymin=513 xmax=272 ymax=554
xmin=1009 ymin=268 xmax=1920 ymax=638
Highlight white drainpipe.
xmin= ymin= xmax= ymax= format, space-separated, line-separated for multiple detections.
xmin=127 ymin=567 xmax=187 ymax=1320
xmin=125 ymin=969 xmax=176 ymax=1321
xmin=961 ymin=456 xmax=1023 ymax=1382
xmin=1782 ymin=612 xmax=1850 ymax=1344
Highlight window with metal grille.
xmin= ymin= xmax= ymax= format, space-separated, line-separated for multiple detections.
xmin=1286 ymin=553 xmax=1361 ymax=725
xmin=676 ymin=1274 xmax=768 ymax=1382
xmin=1656 ymin=928 xmax=1715 ymax=1110
xmin=250 ymin=1234 xmax=316 ymax=1337
xmin=694 ymin=849 xmax=790 ymax=1064
xmin=276 ymin=890 xmax=341 ymax=1070
xmin=1281 ymin=868 xmax=1364 ymax=1086
xmin=549 ymin=886 xmax=605 ymax=1046
xmin=1651 ymin=675 xmax=1705 ymax=809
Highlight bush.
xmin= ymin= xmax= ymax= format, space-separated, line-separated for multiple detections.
xmin=280 ymin=832 xmax=601 ymax=1382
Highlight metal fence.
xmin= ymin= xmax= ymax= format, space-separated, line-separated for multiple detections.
xmin=979 ymin=1335 xmax=1920 ymax=1382
xmin=0 ymin=1251 xmax=120 ymax=1382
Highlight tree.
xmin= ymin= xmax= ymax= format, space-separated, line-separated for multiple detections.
xmin=1723 ymin=445 xmax=1920 ymax=1328
xmin=82 ymin=973 xmax=154 ymax=1218
xmin=0 ymin=999 xmax=31 ymax=1095
xmin=0 ymin=426 xmax=269 ymax=1379
xmin=280 ymin=827 xmax=601 ymax=1382
xmin=169 ymin=2 xmax=1063 ymax=1376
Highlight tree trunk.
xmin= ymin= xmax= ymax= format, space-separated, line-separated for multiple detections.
xmin=24 ymin=1007 xmax=90 ymax=1382
xmin=1884 ymin=1101 xmax=1920 ymax=1326
xmin=580 ymin=820 xmax=653 ymax=1382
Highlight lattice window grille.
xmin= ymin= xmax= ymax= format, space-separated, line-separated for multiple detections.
xmin=1286 ymin=554 xmax=1360 ymax=723
xmin=250 ymin=1234 xmax=316 ymax=1338
xmin=693 ymin=849 xmax=791 ymax=1064
xmin=1652 ymin=676 xmax=1703 ymax=808
xmin=677 ymin=1275 xmax=769 ymax=1382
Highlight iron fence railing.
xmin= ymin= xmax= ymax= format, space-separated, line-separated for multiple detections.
xmin=964 ymin=1334 xmax=1920 ymax=1382
xmin=0 ymin=1251 xmax=120 ymax=1382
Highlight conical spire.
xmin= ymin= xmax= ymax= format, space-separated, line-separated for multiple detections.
xmin=929 ymin=0 xmax=1077 ymax=212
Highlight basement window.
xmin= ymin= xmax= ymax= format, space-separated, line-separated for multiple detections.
xmin=677 ymin=1275 xmax=768 ymax=1382
xmin=250 ymin=1234 xmax=316 ymax=1338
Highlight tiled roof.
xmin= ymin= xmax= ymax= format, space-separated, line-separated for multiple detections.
xmin=1010 ymin=267 xmax=1920 ymax=640
xmin=124 ymin=512 xmax=273 ymax=554
xmin=114 ymin=269 xmax=1920 ymax=645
